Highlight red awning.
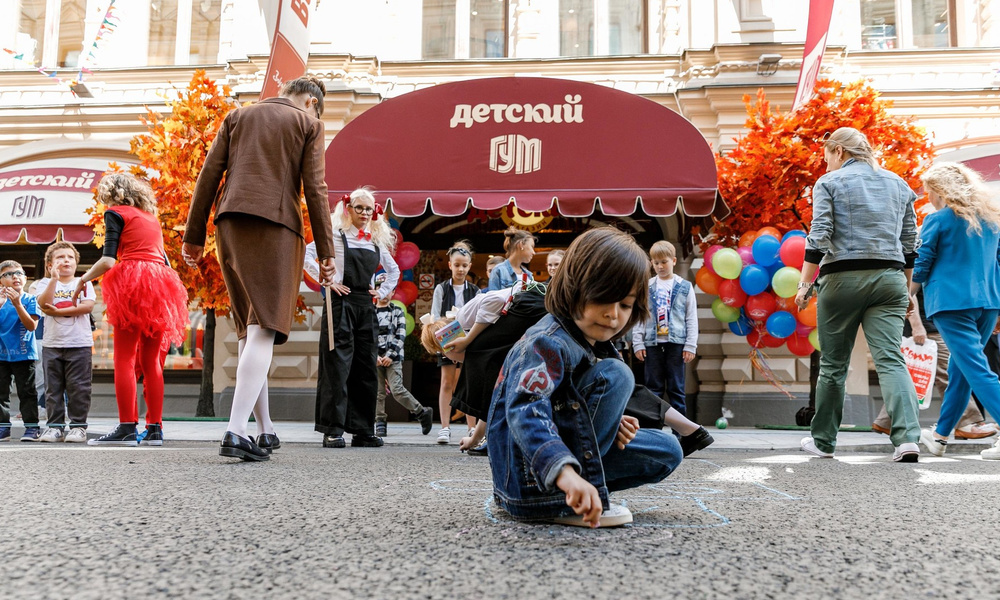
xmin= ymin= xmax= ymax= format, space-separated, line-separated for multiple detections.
xmin=0 ymin=225 xmax=94 ymax=244
xmin=325 ymin=77 xmax=723 ymax=218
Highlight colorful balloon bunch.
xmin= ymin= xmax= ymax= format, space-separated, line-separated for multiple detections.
xmin=697 ymin=228 xmax=820 ymax=356
xmin=388 ymin=220 xmax=420 ymax=308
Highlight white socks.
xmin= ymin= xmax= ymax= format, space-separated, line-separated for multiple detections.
xmin=227 ymin=325 xmax=275 ymax=439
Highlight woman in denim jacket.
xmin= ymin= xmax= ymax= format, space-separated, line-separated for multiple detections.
xmin=911 ymin=163 xmax=1000 ymax=460
xmin=487 ymin=228 xmax=683 ymax=528
xmin=795 ymin=127 xmax=922 ymax=462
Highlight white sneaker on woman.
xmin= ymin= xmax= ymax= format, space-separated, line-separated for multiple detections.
xmin=893 ymin=442 xmax=920 ymax=463
xmin=981 ymin=437 xmax=1000 ymax=460
xmin=800 ymin=437 xmax=833 ymax=458
xmin=920 ymin=428 xmax=947 ymax=457
xmin=436 ymin=427 xmax=451 ymax=444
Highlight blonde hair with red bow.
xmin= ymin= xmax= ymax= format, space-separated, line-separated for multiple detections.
xmin=331 ymin=187 xmax=397 ymax=254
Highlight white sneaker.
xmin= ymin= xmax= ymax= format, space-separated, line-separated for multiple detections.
xmin=436 ymin=427 xmax=451 ymax=444
xmin=981 ymin=437 xmax=1000 ymax=460
xmin=920 ymin=428 xmax=947 ymax=457
xmin=893 ymin=442 xmax=920 ymax=463
xmin=552 ymin=504 xmax=633 ymax=528
xmin=39 ymin=428 xmax=64 ymax=443
xmin=800 ymin=437 xmax=833 ymax=458
xmin=64 ymin=427 xmax=87 ymax=443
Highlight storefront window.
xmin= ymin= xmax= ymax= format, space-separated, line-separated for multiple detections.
xmin=423 ymin=0 xmax=457 ymax=59
xmin=560 ymin=0 xmax=644 ymax=57
xmin=190 ymin=0 xmax=221 ymax=64
xmin=16 ymin=0 xmax=47 ymax=66
xmin=149 ymin=0 xmax=179 ymax=66
xmin=423 ymin=0 xmax=507 ymax=59
xmin=57 ymin=0 xmax=86 ymax=67
xmin=471 ymin=0 xmax=505 ymax=58
xmin=860 ymin=0 xmax=897 ymax=50
xmin=912 ymin=0 xmax=950 ymax=48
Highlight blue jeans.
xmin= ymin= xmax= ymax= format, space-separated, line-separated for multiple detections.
xmin=932 ymin=308 xmax=1000 ymax=436
xmin=582 ymin=360 xmax=683 ymax=493
xmin=643 ymin=342 xmax=687 ymax=416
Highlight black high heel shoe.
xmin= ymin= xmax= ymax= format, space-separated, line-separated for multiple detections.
xmin=220 ymin=432 xmax=270 ymax=461
xmin=256 ymin=433 xmax=281 ymax=453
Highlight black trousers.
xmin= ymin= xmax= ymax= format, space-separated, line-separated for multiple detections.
xmin=0 ymin=359 xmax=38 ymax=427
xmin=315 ymin=294 xmax=378 ymax=436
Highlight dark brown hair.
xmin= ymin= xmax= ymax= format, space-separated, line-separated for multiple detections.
xmin=280 ymin=76 xmax=327 ymax=117
xmin=502 ymin=227 xmax=537 ymax=258
xmin=545 ymin=227 xmax=650 ymax=340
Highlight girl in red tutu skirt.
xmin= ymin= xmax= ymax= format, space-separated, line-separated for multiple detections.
xmin=75 ymin=173 xmax=189 ymax=446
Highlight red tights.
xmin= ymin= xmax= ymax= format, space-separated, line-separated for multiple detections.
xmin=114 ymin=328 xmax=165 ymax=425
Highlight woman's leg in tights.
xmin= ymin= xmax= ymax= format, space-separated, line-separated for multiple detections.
xmin=227 ymin=325 xmax=276 ymax=439
xmin=238 ymin=336 xmax=274 ymax=436
xmin=137 ymin=332 xmax=165 ymax=426
xmin=112 ymin=328 xmax=142 ymax=423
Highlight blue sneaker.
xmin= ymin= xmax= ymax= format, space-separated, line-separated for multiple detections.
xmin=20 ymin=426 xmax=41 ymax=442
xmin=0 ymin=426 xmax=10 ymax=441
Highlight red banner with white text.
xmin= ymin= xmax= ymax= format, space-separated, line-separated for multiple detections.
xmin=259 ymin=0 xmax=314 ymax=100
xmin=793 ymin=0 xmax=836 ymax=110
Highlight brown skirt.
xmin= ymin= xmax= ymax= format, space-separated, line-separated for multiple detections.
xmin=216 ymin=214 xmax=305 ymax=345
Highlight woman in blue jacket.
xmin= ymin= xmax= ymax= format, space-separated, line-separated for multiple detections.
xmin=912 ymin=162 xmax=1000 ymax=460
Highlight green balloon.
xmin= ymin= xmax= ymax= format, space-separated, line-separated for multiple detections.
xmin=404 ymin=311 xmax=415 ymax=336
xmin=808 ymin=328 xmax=820 ymax=351
xmin=711 ymin=248 xmax=743 ymax=280
xmin=391 ymin=299 xmax=407 ymax=313
xmin=711 ymin=298 xmax=741 ymax=323
xmin=771 ymin=266 xmax=801 ymax=298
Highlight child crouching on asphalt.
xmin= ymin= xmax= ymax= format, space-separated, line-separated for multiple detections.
xmin=487 ymin=227 xmax=683 ymax=528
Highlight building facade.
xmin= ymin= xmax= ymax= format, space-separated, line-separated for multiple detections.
xmin=3 ymin=0 xmax=1000 ymax=423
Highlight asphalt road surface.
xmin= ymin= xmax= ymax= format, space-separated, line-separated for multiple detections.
xmin=3 ymin=442 xmax=999 ymax=599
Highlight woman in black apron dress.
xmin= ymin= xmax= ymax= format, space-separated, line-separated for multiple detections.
xmin=313 ymin=188 xmax=399 ymax=448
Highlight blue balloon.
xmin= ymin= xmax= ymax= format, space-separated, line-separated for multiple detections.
xmin=766 ymin=310 xmax=797 ymax=339
xmin=389 ymin=217 xmax=400 ymax=230
xmin=402 ymin=269 xmax=414 ymax=282
xmin=729 ymin=316 xmax=754 ymax=336
xmin=782 ymin=230 xmax=807 ymax=242
xmin=766 ymin=261 xmax=784 ymax=278
xmin=739 ymin=264 xmax=770 ymax=296
xmin=752 ymin=235 xmax=781 ymax=267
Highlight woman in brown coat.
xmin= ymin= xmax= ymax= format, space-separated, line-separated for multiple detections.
xmin=183 ymin=77 xmax=336 ymax=462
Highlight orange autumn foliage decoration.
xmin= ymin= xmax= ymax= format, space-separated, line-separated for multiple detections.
xmin=709 ymin=79 xmax=934 ymax=245
xmin=88 ymin=70 xmax=316 ymax=321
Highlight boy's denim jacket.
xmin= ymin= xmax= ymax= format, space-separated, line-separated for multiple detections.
xmin=487 ymin=314 xmax=617 ymax=520
xmin=632 ymin=275 xmax=693 ymax=351
xmin=806 ymin=159 xmax=918 ymax=266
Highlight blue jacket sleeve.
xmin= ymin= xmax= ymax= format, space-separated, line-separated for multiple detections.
xmin=504 ymin=334 xmax=581 ymax=493
xmin=912 ymin=213 xmax=940 ymax=285
xmin=805 ymin=178 xmax=834 ymax=263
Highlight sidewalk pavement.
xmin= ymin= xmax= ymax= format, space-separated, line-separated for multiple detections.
xmin=69 ymin=417 xmax=995 ymax=453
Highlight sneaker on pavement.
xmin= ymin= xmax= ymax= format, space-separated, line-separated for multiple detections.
xmin=20 ymin=426 xmax=41 ymax=442
xmin=552 ymin=504 xmax=633 ymax=528
xmin=375 ymin=421 xmax=387 ymax=437
xmin=39 ymin=427 xmax=65 ymax=443
xmin=982 ymin=437 xmax=1000 ymax=460
xmin=0 ymin=426 xmax=11 ymax=441
xmin=140 ymin=424 xmax=163 ymax=446
xmin=417 ymin=406 xmax=434 ymax=435
xmin=920 ymin=428 xmax=947 ymax=457
xmin=87 ymin=423 xmax=138 ymax=447
xmin=954 ymin=421 xmax=999 ymax=440
xmin=437 ymin=427 xmax=451 ymax=444
xmin=800 ymin=436 xmax=833 ymax=458
xmin=64 ymin=428 xmax=87 ymax=443
xmin=893 ymin=442 xmax=920 ymax=463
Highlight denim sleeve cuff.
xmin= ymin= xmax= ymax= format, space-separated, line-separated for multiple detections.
xmin=804 ymin=248 xmax=824 ymax=264
xmin=542 ymin=455 xmax=582 ymax=493
xmin=904 ymin=253 xmax=917 ymax=269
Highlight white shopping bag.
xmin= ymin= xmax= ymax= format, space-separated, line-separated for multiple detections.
xmin=900 ymin=336 xmax=937 ymax=410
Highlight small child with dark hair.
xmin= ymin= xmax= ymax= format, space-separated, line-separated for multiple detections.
xmin=488 ymin=228 xmax=683 ymax=528
xmin=632 ymin=240 xmax=698 ymax=417
xmin=374 ymin=294 xmax=434 ymax=437
xmin=0 ymin=260 xmax=41 ymax=442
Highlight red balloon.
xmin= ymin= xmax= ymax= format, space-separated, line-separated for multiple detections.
xmin=745 ymin=293 xmax=777 ymax=321
xmin=718 ymin=279 xmax=748 ymax=308
xmin=394 ymin=241 xmax=421 ymax=271
xmin=391 ymin=229 xmax=404 ymax=246
xmin=747 ymin=329 xmax=762 ymax=348
xmin=703 ymin=245 xmax=723 ymax=274
xmin=779 ymin=236 xmax=806 ymax=269
xmin=695 ymin=267 xmax=723 ymax=295
xmin=392 ymin=280 xmax=419 ymax=305
xmin=760 ymin=332 xmax=785 ymax=348
xmin=786 ymin=333 xmax=816 ymax=356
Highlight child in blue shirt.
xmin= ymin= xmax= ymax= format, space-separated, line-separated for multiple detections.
xmin=632 ymin=241 xmax=698 ymax=417
xmin=487 ymin=228 xmax=683 ymax=528
xmin=0 ymin=261 xmax=41 ymax=442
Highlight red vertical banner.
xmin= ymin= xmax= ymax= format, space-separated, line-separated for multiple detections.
xmin=793 ymin=0 xmax=837 ymax=111
xmin=259 ymin=0 xmax=314 ymax=100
